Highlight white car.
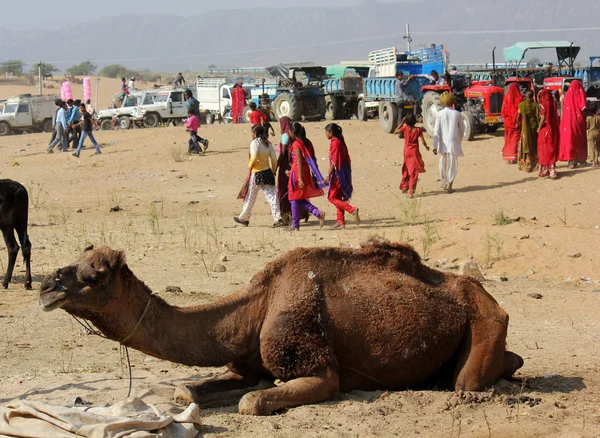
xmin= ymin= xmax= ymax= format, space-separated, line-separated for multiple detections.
xmin=96 ymin=91 xmax=145 ymax=130
xmin=130 ymin=88 xmax=188 ymax=128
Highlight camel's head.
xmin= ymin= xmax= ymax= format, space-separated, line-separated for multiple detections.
xmin=38 ymin=245 xmax=127 ymax=316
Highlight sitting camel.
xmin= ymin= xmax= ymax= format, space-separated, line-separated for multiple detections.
xmin=38 ymin=238 xmax=523 ymax=416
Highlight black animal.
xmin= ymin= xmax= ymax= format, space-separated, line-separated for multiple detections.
xmin=0 ymin=180 xmax=32 ymax=289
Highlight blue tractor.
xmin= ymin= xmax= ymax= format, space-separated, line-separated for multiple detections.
xmin=265 ymin=64 xmax=327 ymax=121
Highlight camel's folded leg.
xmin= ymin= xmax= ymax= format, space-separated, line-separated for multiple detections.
xmin=238 ymin=368 xmax=339 ymax=416
xmin=174 ymin=371 xmax=276 ymax=409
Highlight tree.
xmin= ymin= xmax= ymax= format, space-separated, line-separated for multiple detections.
xmin=66 ymin=61 xmax=97 ymax=76
xmin=99 ymin=64 xmax=128 ymax=78
xmin=0 ymin=60 xmax=25 ymax=76
xmin=31 ymin=63 xmax=59 ymax=78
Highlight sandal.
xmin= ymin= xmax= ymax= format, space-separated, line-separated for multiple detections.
xmin=331 ymin=223 xmax=345 ymax=230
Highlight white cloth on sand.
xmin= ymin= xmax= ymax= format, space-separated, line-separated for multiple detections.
xmin=0 ymin=397 xmax=201 ymax=438
xmin=433 ymin=107 xmax=464 ymax=156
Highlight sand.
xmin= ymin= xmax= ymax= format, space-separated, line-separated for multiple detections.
xmin=0 ymin=79 xmax=599 ymax=437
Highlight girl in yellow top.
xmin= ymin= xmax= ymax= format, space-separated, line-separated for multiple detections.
xmin=234 ymin=125 xmax=283 ymax=227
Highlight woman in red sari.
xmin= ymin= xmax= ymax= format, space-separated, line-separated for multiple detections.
xmin=501 ymin=83 xmax=523 ymax=164
xmin=537 ymin=89 xmax=560 ymax=179
xmin=325 ymin=123 xmax=360 ymax=229
xmin=287 ymin=122 xmax=326 ymax=231
xmin=231 ymin=83 xmax=246 ymax=124
xmin=558 ymin=80 xmax=587 ymax=168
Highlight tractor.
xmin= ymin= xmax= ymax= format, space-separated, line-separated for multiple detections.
xmin=421 ymin=74 xmax=504 ymax=141
xmin=265 ymin=64 xmax=326 ymax=121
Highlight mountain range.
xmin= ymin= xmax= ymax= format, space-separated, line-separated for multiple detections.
xmin=1 ymin=0 xmax=599 ymax=72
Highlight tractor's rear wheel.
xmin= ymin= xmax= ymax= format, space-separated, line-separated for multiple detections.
xmin=274 ymin=93 xmax=302 ymax=121
xmin=205 ymin=113 xmax=215 ymax=125
xmin=325 ymin=95 xmax=343 ymax=120
xmin=422 ymin=91 xmax=443 ymax=136
xmin=462 ymin=111 xmax=476 ymax=141
xmin=378 ymin=101 xmax=398 ymax=134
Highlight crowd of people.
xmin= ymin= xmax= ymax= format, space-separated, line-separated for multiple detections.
xmin=233 ymin=119 xmax=361 ymax=230
xmin=46 ymin=98 xmax=101 ymax=157
xmin=501 ymin=80 xmax=600 ymax=177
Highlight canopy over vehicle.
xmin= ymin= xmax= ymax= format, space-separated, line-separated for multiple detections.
xmin=503 ymin=41 xmax=580 ymax=75
xmin=266 ymin=64 xmax=328 ymax=83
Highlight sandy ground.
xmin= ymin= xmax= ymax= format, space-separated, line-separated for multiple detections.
xmin=1 ymin=80 xmax=600 ymax=437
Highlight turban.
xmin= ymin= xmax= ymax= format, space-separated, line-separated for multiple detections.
xmin=440 ymin=92 xmax=456 ymax=107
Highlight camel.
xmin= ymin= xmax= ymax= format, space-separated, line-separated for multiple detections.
xmin=38 ymin=238 xmax=523 ymax=416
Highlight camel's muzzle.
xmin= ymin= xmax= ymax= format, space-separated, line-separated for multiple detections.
xmin=38 ymin=274 xmax=68 ymax=311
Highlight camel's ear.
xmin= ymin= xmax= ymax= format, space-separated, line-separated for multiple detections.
xmin=84 ymin=244 xmax=94 ymax=252
xmin=107 ymin=249 xmax=126 ymax=272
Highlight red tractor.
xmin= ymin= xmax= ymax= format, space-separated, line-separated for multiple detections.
xmin=421 ymin=75 xmax=504 ymax=141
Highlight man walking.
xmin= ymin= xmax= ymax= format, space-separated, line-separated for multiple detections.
xmin=433 ymin=92 xmax=464 ymax=193
xmin=184 ymin=89 xmax=200 ymax=118
xmin=48 ymin=99 xmax=62 ymax=144
xmin=72 ymin=102 xmax=101 ymax=158
xmin=68 ymin=99 xmax=82 ymax=149
xmin=47 ymin=101 xmax=69 ymax=153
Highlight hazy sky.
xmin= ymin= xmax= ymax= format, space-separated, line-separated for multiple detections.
xmin=3 ymin=0 xmax=389 ymax=30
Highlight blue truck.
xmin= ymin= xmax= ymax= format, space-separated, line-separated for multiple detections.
xmin=322 ymin=65 xmax=370 ymax=120
xmin=359 ymin=45 xmax=447 ymax=132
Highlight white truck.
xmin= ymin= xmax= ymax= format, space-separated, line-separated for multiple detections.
xmin=195 ymin=77 xmax=255 ymax=124
xmin=0 ymin=94 xmax=58 ymax=136
xmin=96 ymin=91 xmax=147 ymax=131
xmin=129 ymin=87 xmax=188 ymax=128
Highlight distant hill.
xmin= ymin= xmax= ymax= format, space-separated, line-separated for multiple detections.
xmin=1 ymin=0 xmax=598 ymax=72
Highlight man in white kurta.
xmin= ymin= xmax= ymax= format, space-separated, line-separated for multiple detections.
xmin=433 ymin=92 xmax=464 ymax=193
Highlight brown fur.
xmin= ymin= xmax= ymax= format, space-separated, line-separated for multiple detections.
xmin=38 ymin=237 xmax=523 ymax=415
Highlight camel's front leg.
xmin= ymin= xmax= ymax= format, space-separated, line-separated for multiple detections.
xmin=238 ymin=368 xmax=339 ymax=415
xmin=174 ymin=370 xmax=275 ymax=409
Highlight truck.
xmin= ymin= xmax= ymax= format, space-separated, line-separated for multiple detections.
xmin=195 ymin=77 xmax=259 ymax=124
xmin=265 ymin=64 xmax=326 ymax=121
xmin=129 ymin=87 xmax=189 ymax=128
xmin=96 ymin=90 xmax=147 ymax=131
xmin=358 ymin=45 xmax=445 ymax=129
xmin=322 ymin=65 xmax=369 ymax=120
xmin=0 ymin=94 xmax=57 ymax=136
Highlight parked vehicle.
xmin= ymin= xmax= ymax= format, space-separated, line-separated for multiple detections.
xmin=266 ymin=64 xmax=326 ymax=121
xmin=0 ymin=94 xmax=57 ymax=136
xmin=96 ymin=91 xmax=146 ymax=131
xmin=359 ymin=46 xmax=445 ymax=126
xmin=195 ymin=77 xmax=256 ymax=124
xmin=322 ymin=65 xmax=369 ymax=120
xmin=129 ymin=87 xmax=188 ymax=128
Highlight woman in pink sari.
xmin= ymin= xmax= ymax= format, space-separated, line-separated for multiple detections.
xmin=501 ymin=83 xmax=523 ymax=164
xmin=537 ymin=89 xmax=560 ymax=179
xmin=558 ymin=80 xmax=587 ymax=168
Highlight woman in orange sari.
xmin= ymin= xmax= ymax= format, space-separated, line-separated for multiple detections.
xmin=537 ymin=89 xmax=560 ymax=179
xmin=501 ymin=83 xmax=523 ymax=164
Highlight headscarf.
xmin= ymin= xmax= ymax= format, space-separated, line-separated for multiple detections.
xmin=279 ymin=116 xmax=291 ymax=134
xmin=440 ymin=91 xmax=456 ymax=107
xmin=562 ymin=80 xmax=587 ymax=136
xmin=539 ymin=89 xmax=559 ymax=136
xmin=558 ymin=80 xmax=587 ymax=161
xmin=501 ymin=83 xmax=523 ymax=121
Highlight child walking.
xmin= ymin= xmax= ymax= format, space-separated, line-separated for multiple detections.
xmin=325 ymin=123 xmax=360 ymax=229
xmin=184 ymin=110 xmax=209 ymax=154
xmin=394 ymin=114 xmax=430 ymax=197
xmin=287 ymin=122 xmax=326 ymax=231
xmin=586 ymin=105 xmax=600 ymax=167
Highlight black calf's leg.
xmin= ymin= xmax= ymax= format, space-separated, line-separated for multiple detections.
xmin=15 ymin=222 xmax=31 ymax=289
xmin=2 ymin=228 xmax=19 ymax=289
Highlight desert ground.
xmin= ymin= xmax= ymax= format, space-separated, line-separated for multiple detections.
xmin=0 ymin=79 xmax=599 ymax=437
